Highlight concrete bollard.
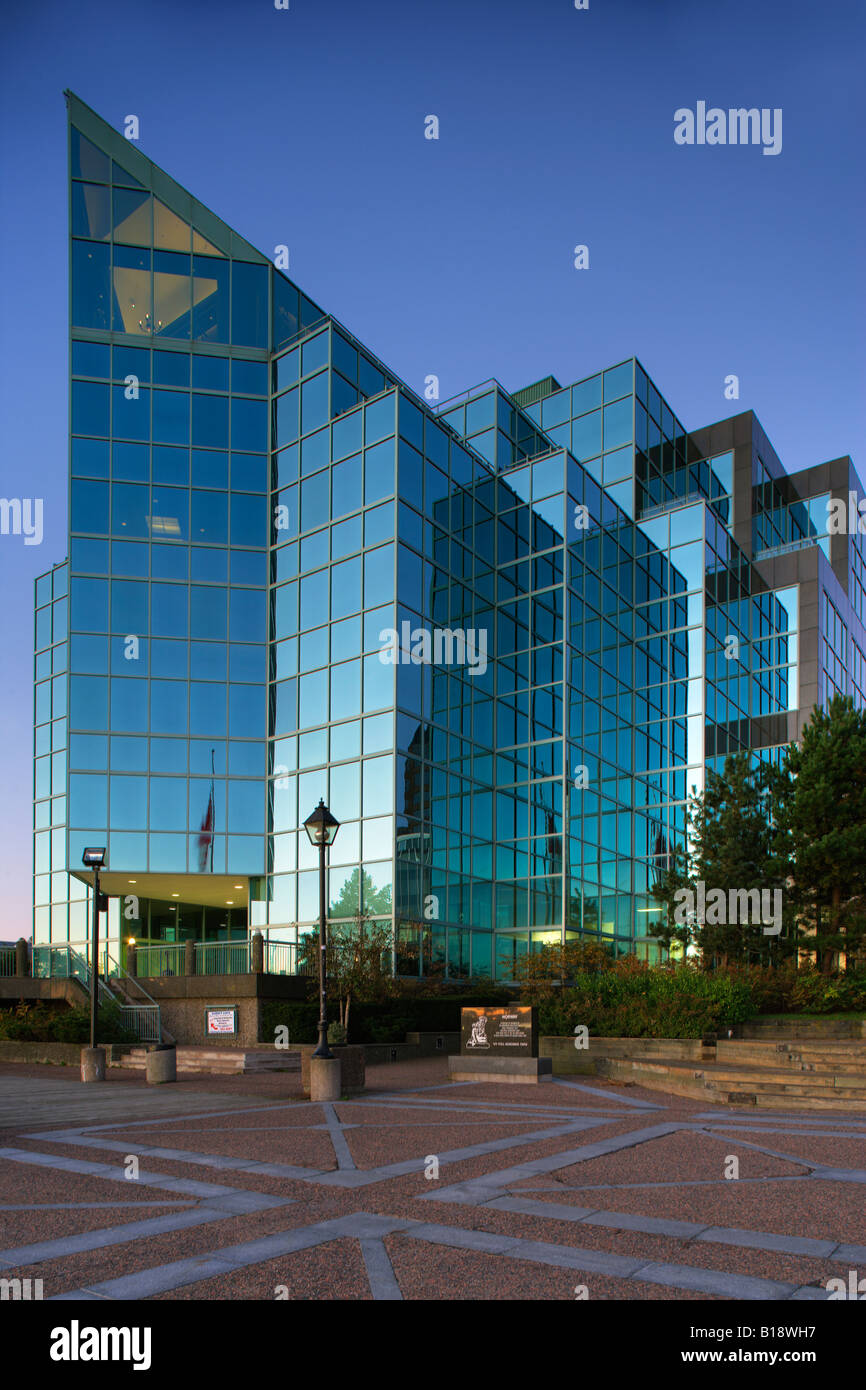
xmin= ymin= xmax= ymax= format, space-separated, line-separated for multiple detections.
xmin=80 ymin=1047 xmax=106 ymax=1083
xmin=145 ymin=1045 xmax=177 ymax=1084
xmin=310 ymin=1056 xmax=341 ymax=1102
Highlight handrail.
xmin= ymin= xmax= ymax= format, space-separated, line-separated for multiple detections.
xmin=134 ymin=943 xmax=185 ymax=976
xmin=754 ymin=533 xmax=828 ymax=561
xmin=105 ymin=951 xmax=160 ymax=1007
xmin=105 ymin=951 xmax=164 ymax=1044
xmin=32 ymin=942 xmax=118 ymax=1006
xmin=435 ymin=378 xmax=503 ymax=413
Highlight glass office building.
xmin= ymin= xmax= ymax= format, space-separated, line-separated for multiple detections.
xmin=32 ymin=95 xmax=865 ymax=979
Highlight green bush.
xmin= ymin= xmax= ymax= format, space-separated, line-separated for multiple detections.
xmin=708 ymin=964 xmax=866 ymax=1016
xmin=535 ymin=962 xmax=753 ymax=1038
xmin=0 ymin=1002 xmax=136 ymax=1044
xmin=261 ymin=989 xmax=512 ymax=1045
xmin=789 ymin=969 xmax=866 ymax=1014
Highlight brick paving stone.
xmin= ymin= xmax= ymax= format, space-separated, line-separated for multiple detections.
xmin=0 ymin=1062 xmax=862 ymax=1302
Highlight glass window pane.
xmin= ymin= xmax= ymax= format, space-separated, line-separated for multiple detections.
xmin=192 ymin=255 xmax=230 ymax=343
xmin=71 ymin=128 xmax=110 ymax=181
xmin=364 ymin=440 xmax=395 ymax=504
xmin=71 ymin=479 xmax=109 ymax=535
xmin=153 ymin=350 xmax=190 ymax=387
xmin=113 ymin=188 xmax=151 ymax=245
xmin=72 ymin=241 xmax=111 ymax=331
xmin=112 ymin=244 xmax=152 ymax=335
xmin=301 ymin=372 xmax=329 ymax=434
xmin=231 ymin=262 xmax=268 ymax=349
xmin=110 ymin=676 xmax=148 ymax=731
xmin=153 ymin=389 xmax=190 ymax=445
xmin=154 ymin=199 xmax=191 ymax=252
xmin=154 ymin=250 xmax=192 ymax=339
xmin=72 ymin=182 xmax=111 ymax=241
xmin=230 ymin=493 xmax=266 ymax=547
xmin=190 ymin=682 xmax=226 ymax=736
xmin=232 ymin=359 xmax=268 ymax=395
xmin=110 ymin=775 xmax=148 ymax=829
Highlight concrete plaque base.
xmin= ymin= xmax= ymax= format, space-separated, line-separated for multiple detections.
xmin=449 ymin=1055 xmax=553 ymax=1084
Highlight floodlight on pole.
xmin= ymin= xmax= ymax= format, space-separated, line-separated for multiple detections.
xmin=82 ymin=846 xmax=106 ymax=1053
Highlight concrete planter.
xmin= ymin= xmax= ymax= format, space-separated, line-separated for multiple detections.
xmin=310 ymin=1056 xmax=341 ymax=1101
xmin=80 ymin=1047 xmax=106 ymax=1082
xmin=145 ymin=1044 xmax=177 ymax=1084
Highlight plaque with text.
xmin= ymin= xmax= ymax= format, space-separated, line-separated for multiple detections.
xmin=205 ymin=1006 xmax=237 ymax=1036
xmin=460 ymin=1005 xmax=538 ymax=1057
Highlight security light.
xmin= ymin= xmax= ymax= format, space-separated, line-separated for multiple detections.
xmin=303 ymin=799 xmax=340 ymax=847
xmin=81 ymin=847 xmax=106 ymax=868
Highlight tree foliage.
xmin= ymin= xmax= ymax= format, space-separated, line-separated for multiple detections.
xmin=651 ymin=700 xmax=866 ymax=971
xmin=772 ymin=695 xmax=866 ymax=970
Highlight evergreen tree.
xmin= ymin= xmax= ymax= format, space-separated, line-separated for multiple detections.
xmin=652 ymin=753 xmax=791 ymax=965
xmin=329 ymin=867 xmax=392 ymax=919
xmin=773 ymin=696 xmax=866 ymax=971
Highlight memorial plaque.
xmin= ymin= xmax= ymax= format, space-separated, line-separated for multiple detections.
xmin=460 ymin=1005 xmax=538 ymax=1057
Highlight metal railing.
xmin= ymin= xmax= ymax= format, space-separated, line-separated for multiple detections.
xmin=754 ymin=533 xmax=829 ymax=561
xmin=0 ymin=949 xmax=16 ymax=978
xmin=134 ymin=943 xmax=185 ymax=978
xmin=32 ymin=936 xmax=320 ymax=984
xmin=28 ymin=943 xmax=163 ymax=1045
xmin=265 ymin=941 xmax=301 ymax=976
xmin=104 ymin=951 xmax=163 ymax=1045
xmin=116 ymin=1005 xmax=161 ymax=1044
xmin=194 ymin=940 xmax=250 ymax=975
xmin=32 ymin=944 xmax=115 ymax=1006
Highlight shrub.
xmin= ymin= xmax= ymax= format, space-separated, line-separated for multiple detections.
xmin=0 ymin=1002 xmax=136 ymax=1044
xmin=261 ymin=989 xmax=513 ymax=1045
xmin=533 ymin=962 xmax=753 ymax=1038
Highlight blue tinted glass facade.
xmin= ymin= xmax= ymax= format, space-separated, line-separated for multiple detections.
xmin=32 ymin=95 xmax=864 ymax=976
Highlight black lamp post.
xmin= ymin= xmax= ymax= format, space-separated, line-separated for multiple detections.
xmin=303 ymin=800 xmax=340 ymax=1059
xmin=81 ymin=847 xmax=106 ymax=1051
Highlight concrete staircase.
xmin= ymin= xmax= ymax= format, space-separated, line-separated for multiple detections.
xmin=598 ymin=1039 xmax=866 ymax=1112
xmin=116 ymin=1047 xmax=301 ymax=1076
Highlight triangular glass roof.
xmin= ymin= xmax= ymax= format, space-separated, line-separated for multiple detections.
xmin=66 ymin=91 xmax=269 ymax=265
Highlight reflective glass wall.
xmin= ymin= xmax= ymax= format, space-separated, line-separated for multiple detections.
xmin=33 ymin=98 xmax=861 ymax=980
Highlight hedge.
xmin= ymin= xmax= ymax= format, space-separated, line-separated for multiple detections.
xmin=536 ymin=964 xmax=754 ymax=1038
xmin=0 ymin=1002 xmax=137 ymax=1044
xmin=261 ymin=990 xmax=512 ymax=1045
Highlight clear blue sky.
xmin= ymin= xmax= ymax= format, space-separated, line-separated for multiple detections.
xmin=1 ymin=0 xmax=863 ymax=933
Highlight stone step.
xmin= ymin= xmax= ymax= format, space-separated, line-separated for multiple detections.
xmin=601 ymin=1057 xmax=866 ymax=1114
xmin=711 ymin=1090 xmax=866 ymax=1114
xmin=721 ymin=1077 xmax=866 ymax=1098
xmin=607 ymin=1057 xmax=861 ymax=1089
xmin=116 ymin=1047 xmax=301 ymax=1075
xmin=718 ymin=1040 xmax=866 ymax=1060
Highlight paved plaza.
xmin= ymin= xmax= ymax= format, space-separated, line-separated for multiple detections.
xmin=0 ymin=1060 xmax=864 ymax=1301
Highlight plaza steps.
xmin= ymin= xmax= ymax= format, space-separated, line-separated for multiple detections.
xmin=597 ymin=1040 xmax=866 ymax=1113
xmin=116 ymin=1046 xmax=301 ymax=1076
